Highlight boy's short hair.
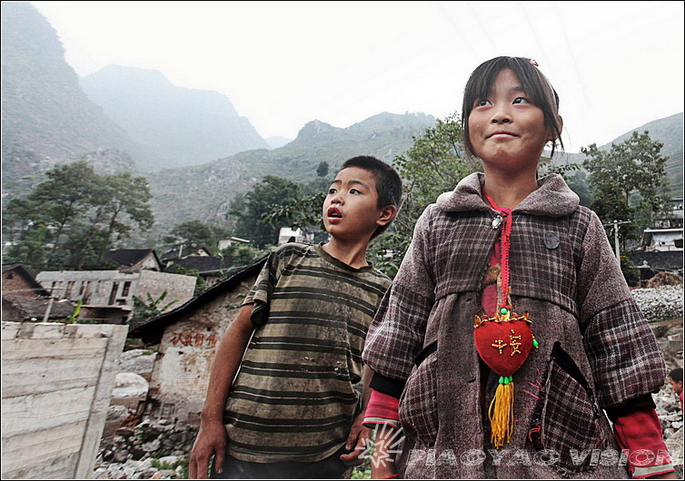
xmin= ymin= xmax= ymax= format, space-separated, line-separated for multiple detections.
xmin=669 ymin=367 xmax=683 ymax=383
xmin=338 ymin=155 xmax=402 ymax=238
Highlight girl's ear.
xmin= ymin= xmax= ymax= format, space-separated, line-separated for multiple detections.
xmin=376 ymin=205 xmax=398 ymax=227
xmin=548 ymin=114 xmax=564 ymax=142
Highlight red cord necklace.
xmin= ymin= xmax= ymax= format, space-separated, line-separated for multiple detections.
xmin=474 ymin=189 xmax=538 ymax=448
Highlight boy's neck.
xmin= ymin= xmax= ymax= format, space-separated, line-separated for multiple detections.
xmin=321 ymin=238 xmax=370 ymax=269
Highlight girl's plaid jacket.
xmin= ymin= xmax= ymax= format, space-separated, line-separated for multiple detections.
xmin=363 ymin=173 xmax=667 ymax=478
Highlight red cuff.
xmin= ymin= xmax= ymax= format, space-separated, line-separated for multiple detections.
xmin=612 ymin=406 xmax=673 ymax=474
xmin=365 ymin=389 xmax=399 ymax=421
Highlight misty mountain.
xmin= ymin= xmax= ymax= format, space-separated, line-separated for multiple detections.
xmin=1 ymin=2 xmax=136 ymax=197
xmin=266 ymin=137 xmax=293 ymax=149
xmin=80 ymin=65 xmax=269 ymax=171
xmin=143 ymin=112 xmax=437 ymax=242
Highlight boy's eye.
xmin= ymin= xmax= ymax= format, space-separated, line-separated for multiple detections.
xmin=349 ymin=189 xmax=361 ymax=195
xmin=476 ymin=99 xmax=491 ymax=107
xmin=328 ymin=188 xmax=338 ymax=195
xmin=513 ymin=97 xmax=531 ymax=104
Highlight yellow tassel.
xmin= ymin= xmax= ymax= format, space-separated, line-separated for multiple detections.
xmin=488 ymin=376 xmax=515 ymax=448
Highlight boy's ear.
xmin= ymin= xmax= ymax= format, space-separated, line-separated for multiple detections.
xmin=376 ymin=205 xmax=398 ymax=227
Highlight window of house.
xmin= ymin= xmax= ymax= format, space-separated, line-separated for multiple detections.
xmin=65 ymin=281 xmax=76 ymax=298
xmin=122 ymin=281 xmax=131 ymax=297
xmin=108 ymin=282 xmax=119 ymax=305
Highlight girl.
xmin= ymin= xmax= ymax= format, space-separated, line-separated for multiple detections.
xmin=361 ymin=57 xmax=675 ymax=479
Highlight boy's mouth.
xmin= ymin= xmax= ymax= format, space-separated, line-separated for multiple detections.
xmin=327 ymin=207 xmax=342 ymax=218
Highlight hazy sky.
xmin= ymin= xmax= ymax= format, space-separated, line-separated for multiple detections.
xmin=31 ymin=1 xmax=684 ymax=152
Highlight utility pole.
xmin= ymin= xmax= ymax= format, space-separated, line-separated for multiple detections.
xmin=604 ymin=220 xmax=632 ymax=260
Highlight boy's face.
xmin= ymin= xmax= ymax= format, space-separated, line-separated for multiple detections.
xmin=669 ymin=377 xmax=683 ymax=395
xmin=323 ymin=167 xmax=390 ymax=241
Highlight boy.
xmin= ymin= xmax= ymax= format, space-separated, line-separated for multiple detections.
xmin=189 ymin=156 xmax=402 ymax=479
xmin=668 ymin=367 xmax=683 ymax=410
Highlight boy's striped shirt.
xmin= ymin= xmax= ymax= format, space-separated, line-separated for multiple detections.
xmin=224 ymin=243 xmax=390 ymax=462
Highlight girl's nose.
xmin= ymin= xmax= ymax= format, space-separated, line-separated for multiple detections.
xmin=491 ymin=106 xmax=512 ymax=124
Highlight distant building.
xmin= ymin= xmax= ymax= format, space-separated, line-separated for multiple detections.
xmin=101 ymin=249 xmax=162 ymax=272
xmin=628 ymin=197 xmax=684 ymax=280
xmin=36 ymin=269 xmax=196 ymax=325
xmin=217 ymin=237 xmax=250 ymax=252
xmin=166 ymin=255 xmax=226 ymax=287
xmin=277 ymin=227 xmax=314 ymax=245
xmin=2 ymin=264 xmax=75 ymax=322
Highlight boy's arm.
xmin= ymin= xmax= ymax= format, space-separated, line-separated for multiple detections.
xmin=340 ymin=365 xmax=374 ymax=467
xmin=189 ymin=304 xmax=256 ymax=479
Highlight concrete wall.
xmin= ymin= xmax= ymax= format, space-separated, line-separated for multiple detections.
xmin=146 ymin=274 xmax=257 ymax=425
xmin=137 ymin=270 xmax=196 ymax=309
xmin=1 ymin=321 xmax=128 ymax=479
xmin=35 ymin=270 xmax=196 ymax=322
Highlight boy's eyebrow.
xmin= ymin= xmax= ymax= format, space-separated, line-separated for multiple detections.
xmin=330 ymin=179 xmax=371 ymax=189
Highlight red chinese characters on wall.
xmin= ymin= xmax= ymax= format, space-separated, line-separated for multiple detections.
xmin=170 ymin=331 xmax=219 ymax=348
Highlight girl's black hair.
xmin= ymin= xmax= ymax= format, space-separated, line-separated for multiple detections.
xmin=461 ymin=56 xmax=564 ymax=163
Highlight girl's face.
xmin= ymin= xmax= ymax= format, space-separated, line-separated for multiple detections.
xmin=468 ymin=68 xmax=553 ymax=174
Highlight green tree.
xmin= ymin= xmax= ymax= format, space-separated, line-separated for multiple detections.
xmin=228 ymin=176 xmax=301 ymax=248
xmin=93 ymin=172 xmax=154 ymax=244
xmin=316 ymin=161 xmax=329 ymax=178
xmin=581 ymin=130 xmax=668 ymax=245
xmin=28 ymin=162 xmax=100 ymax=264
xmin=2 ymin=161 xmax=155 ymax=270
xmin=165 ymin=220 xmax=217 ymax=254
xmin=368 ymin=112 xmax=476 ymax=276
xmin=220 ymin=242 xmax=266 ymax=268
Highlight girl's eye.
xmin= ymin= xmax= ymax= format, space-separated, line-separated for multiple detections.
xmin=513 ymin=97 xmax=531 ymax=104
xmin=476 ymin=99 xmax=491 ymax=107
xmin=328 ymin=188 xmax=338 ymax=195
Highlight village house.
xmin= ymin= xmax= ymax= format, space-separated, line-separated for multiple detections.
xmin=35 ymin=249 xmax=197 ymax=324
xmin=102 ymin=248 xmax=163 ymax=272
xmin=127 ymin=256 xmax=266 ymax=426
xmin=159 ymin=246 xmax=212 ymax=269
xmin=629 ymin=197 xmax=684 ymax=281
xmin=165 ymin=255 xmax=226 ymax=287
xmin=2 ymin=264 xmax=74 ymax=322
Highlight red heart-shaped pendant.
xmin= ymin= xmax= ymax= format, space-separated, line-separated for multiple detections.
xmin=474 ymin=314 xmax=533 ymax=377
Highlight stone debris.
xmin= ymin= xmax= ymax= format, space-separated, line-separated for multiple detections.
xmin=631 ymin=284 xmax=683 ymax=321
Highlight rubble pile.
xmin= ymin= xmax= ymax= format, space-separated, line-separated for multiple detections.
xmin=94 ymin=419 xmax=197 ymax=479
xmin=631 ymin=284 xmax=683 ymax=321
